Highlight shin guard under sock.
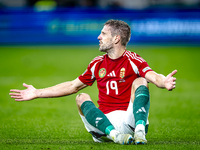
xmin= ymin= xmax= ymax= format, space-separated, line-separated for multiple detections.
xmin=133 ymin=85 xmax=150 ymax=126
xmin=81 ymin=101 xmax=114 ymax=135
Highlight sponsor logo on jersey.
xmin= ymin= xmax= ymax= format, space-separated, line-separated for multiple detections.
xmin=107 ymin=70 xmax=116 ymax=77
xmin=99 ymin=68 xmax=106 ymax=78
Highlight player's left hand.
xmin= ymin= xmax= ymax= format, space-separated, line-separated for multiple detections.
xmin=164 ymin=70 xmax=177 ymax=91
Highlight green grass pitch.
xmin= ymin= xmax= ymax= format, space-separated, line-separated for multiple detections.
xmin=0 ymin=45 xmax=199 ymax=150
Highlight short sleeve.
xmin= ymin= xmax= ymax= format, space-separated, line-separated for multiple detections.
xmin=138 ymin=62 xmax=153 ymax=77
xmin=133 ymin=53 xmax=153 ymax=77
xmin=78 ymin=58 xmax=98 ymax=86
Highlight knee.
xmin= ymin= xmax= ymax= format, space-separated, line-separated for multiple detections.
xmin=76 ymin=93 xmax=91 ymax=106
xmin=131 ymin=77 xmax=148 ymax=102
xmin=132 ymin=77 xmax=148 ymax=90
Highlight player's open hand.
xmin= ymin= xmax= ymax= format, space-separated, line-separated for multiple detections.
xmin=164 ymin=70 xmax=177 ymax=91
xmin=10 ymin=83 xmax=37 ymax=101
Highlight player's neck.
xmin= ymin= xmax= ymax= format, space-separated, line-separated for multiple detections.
xmin=107 ymin=47 xmax=126 ymax=60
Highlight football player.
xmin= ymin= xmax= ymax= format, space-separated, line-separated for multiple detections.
xmin=10 ymin=19 xmax=177 ymax=145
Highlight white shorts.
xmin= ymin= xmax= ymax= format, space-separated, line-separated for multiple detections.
xmin=79 ymin=101 xmax=149 ymax=142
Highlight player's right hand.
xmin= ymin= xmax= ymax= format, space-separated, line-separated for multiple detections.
xmin=9 ymin=83 xmax=37 ymax=101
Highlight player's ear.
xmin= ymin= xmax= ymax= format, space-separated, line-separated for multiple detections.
xmin=114 ymin=35 xmax=120 ymax=44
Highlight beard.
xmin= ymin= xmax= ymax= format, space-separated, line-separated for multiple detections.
xmin=99 ymin=41 xmax=114 ymax=52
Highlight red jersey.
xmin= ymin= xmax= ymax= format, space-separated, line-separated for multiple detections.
xmin=78 ymin=50 xmax=153 ymax=114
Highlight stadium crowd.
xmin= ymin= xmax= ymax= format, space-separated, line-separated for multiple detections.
xmin=0 ymin=0 xmax=199 ymax=9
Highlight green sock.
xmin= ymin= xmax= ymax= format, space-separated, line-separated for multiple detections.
xmin=133 ymin=85 xmax=150 ymax=126
xmin=81 ymin=101 xmax=115 ymax=135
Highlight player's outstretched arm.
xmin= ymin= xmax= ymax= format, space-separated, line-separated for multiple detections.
xmin=9 ymin=78 xmax=87 ymax=101
xmin=10 ymin=83 xmax=37 ymax=101
xmin=145 ymin=70 xmax=177 ymax=91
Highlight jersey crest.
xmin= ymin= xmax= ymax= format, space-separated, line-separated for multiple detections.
xmin=99 ymin=68 xmax=106 ymax=78
xmin=120 ymin=68 xmax=125 ymax=79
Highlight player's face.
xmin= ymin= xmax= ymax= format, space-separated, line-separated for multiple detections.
xmin=98 ymin=25 xmax=114 ymax=52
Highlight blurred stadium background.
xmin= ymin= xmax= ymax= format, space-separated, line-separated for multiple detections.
xmin=0 ymin=0 xmax=200 ymax=45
